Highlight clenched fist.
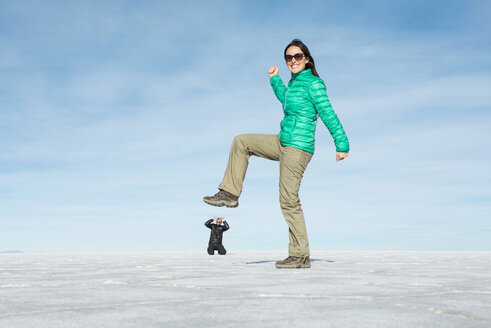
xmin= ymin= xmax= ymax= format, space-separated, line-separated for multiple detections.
xmin=268 ymin=64 xmax=279 ymax=78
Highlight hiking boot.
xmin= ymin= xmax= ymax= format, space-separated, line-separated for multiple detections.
xmin=203 ymin=190 xmax=239 ymax=208
xmin=275 ymin=256 xmax=311 ymax=269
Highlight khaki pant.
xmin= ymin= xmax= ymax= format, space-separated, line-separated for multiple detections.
xmin=218 ymin=134 xmax=313 ymax=257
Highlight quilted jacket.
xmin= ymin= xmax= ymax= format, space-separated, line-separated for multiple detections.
xmin=270 ymin=68 xmax=349 ymax=154
xmin=204 ymin=219 xmax=229 ymax=245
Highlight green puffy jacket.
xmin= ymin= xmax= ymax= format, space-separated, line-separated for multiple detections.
xmin=270 ymin=68 xmax=349 ymax=154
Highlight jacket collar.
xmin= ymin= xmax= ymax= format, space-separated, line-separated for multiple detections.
xmin=291 ymin=68 xmax=312 ymax=80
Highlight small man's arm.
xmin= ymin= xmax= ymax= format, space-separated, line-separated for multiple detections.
xmin=222 ymin=221 xmax=230 ymax=232
xmin=204 ymin=219 xmax=213 ymax=229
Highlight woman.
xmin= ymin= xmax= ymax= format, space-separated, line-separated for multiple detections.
xmin=203 ymin=39 xmax=349 ymax=269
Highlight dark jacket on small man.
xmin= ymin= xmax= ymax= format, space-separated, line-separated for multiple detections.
xmin=205 ymin=219 xmax=229 ymax=245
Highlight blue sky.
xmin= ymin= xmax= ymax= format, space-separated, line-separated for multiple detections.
xmin=1 ymin=0 xmax=490 ymax=252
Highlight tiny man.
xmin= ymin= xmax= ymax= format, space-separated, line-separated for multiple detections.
xmin=205 ymin=216 xmax=229 ymax=255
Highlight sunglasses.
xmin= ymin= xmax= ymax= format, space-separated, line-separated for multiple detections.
xmin=285 ymin=53 xmax=305 ymax=62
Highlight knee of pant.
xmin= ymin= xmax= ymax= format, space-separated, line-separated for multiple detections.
xmin=232 ymin=135 xmax=252 ymax=157
xmin=232 ymin=134 xmax=248 ymax=149
xmin=279 ymin=194 xmax=300 ymax=210
xmin=233 ymin=134 xmax=244 ymax=144
xmin=280 ymin=202 xmax=301 ymax=214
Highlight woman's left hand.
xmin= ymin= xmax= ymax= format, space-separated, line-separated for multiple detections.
xmin=336 ymin=152 xmax=349 ymax=162
xmin=268 ymin=64 xmax=279 ymax=78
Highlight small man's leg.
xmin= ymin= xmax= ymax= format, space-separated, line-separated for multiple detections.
xmin=207 ymin=244 xmax=214 ymax=255
xmin=217 ymin=244 xmax=227 ymax=255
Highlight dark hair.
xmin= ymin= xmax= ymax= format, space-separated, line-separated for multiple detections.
xmin=284 ymin=39 xmax=320 ymax=77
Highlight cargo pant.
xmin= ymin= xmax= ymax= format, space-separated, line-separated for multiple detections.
xmin=218 ymin=134 xmax=313 ymax=257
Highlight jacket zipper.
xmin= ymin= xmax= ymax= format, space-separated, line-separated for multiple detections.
xmin=284 ymin=79 xmax=295 ymax=112
xmin=284 ymin=88 xmax=289 ymax=110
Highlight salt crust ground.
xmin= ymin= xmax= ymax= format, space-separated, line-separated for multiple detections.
xmin=1 ymin=251 xmax=490 ymax=328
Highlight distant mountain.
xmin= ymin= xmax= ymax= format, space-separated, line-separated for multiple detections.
xmin=0 ymin=250 xmax=23 ymax=253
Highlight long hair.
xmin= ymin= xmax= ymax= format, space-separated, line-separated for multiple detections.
xmin=284 ymin=39 xmax=320 ymax=77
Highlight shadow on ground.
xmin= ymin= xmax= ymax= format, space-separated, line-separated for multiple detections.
xmin=246 ymin=258 xmax=335 ymax=264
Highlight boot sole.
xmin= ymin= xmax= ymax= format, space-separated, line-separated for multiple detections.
xmin=203 ymin=199 xmax=239 ymax=208
xmin=275 ymin=263 xmax=311 ymax=269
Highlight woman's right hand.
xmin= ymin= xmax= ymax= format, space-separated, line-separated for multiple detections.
xmin=336 ymin=152 xmax=349 ymax=162
xmin=268 ymin=64 xmax=279 ymax=78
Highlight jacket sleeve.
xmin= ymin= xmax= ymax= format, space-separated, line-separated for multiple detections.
xmin=309 ymin=80 xmax=350 ymax=153
xmin=204 ymin=219 xmax=213 ymax=229
xmin=270 ymin=75 xmax=287 ymax=104
xmin=222 ymin=221 xmax=230 ymax=232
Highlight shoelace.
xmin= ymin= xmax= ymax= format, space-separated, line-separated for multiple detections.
xmin=215 ymin=191 xmax=226 ymax=199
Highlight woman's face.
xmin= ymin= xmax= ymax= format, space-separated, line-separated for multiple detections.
xmin=285 ymin=46 xmax=309 ymax=74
